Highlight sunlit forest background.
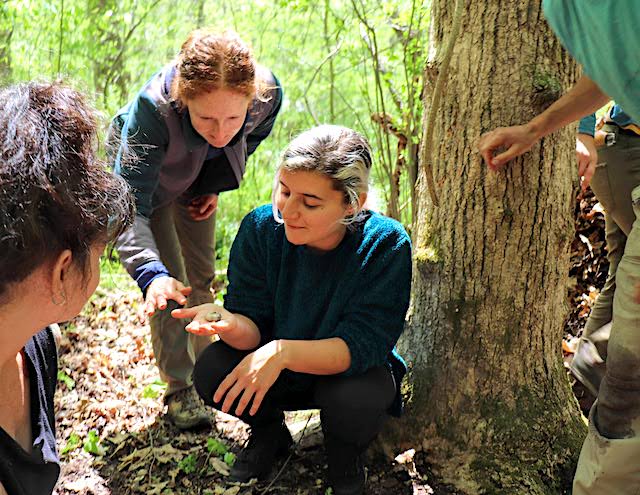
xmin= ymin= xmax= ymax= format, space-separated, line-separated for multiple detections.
xmin=0 ymin=0 xmax=429 ymax=284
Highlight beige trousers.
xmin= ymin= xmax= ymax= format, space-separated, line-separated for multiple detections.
xmin=149 ymin=201 xmax=216 ymax=397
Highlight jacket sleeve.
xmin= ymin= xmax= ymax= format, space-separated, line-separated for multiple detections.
xmin=328 ymin=230 xmax=412 ymax=376
xmin=112 ymin=92 xmax=172 ymax=291
xmin=246 ymin=74 xmax=283 ymax=157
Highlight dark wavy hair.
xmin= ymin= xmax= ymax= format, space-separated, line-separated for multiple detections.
xmin=0 ymin=82 xmax=134 ymax=302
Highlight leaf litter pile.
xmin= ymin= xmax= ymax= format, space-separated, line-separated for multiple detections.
xmin=54 ymin=192 xmax=606 ymax=495
xmin=562 ymin=189 xmax=609 ymax=413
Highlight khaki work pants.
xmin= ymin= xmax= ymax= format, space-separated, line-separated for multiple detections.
xmin=571 ymin=127 xmax=640 ymax=394
xmin=149 ymin=201 xmax=216 ymax=397
xmin=573 ymin=128 xmax=640 ymax=493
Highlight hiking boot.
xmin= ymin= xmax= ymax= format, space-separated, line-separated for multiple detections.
xmin=326 ymin=439 xmax=366 ymax=495
xmin=230 ymin=420 xmax=293 ymax=482
xmin=165 ymin=386 xmax=212 ymax=430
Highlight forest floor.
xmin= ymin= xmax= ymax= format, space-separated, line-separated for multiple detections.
xmin=53 ymin=190 xmax=605 ymax=495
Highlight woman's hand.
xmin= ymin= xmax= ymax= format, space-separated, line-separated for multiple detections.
xmin=171 ymin=303 xmax=238 ymax=336
xmin=141 ymin=276 xmax=192 ymax=322
xmin=576 ymin=133 xmax=598 ymax=191
xmin=188 ymin=194 xmax=218 ymax=221
xmin=214 ymin=340 xmax=284 ymax=417
xmin=477 ymin=123 xmax=541 ymax=171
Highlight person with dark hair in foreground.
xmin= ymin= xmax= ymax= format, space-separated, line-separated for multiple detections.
xmin=173 ymin=126 xmax=411 ymax=495
xmin=0 ymin=82 xmax=134 ymax=495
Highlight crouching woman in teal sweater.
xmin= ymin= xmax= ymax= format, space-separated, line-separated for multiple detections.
xmin=172 ymin=125 xmax=411 ymax=495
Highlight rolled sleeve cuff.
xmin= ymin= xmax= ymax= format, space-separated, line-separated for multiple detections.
xmin=332 ymin=330 xmax=366 ymax=377
xmin=578 ymin=113 xmax=597 ymax=137
xmin=134 ymin=260 xmax=170 ymax=294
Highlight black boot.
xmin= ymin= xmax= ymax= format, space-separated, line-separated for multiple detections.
xmin=230 ymin=420 xmax=293 ymax=482
xmin=325 ymin=436 xmax=366 ymax=495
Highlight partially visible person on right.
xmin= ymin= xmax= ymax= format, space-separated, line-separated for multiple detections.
xmin=477 ymin=1 xmax=640 ymax=493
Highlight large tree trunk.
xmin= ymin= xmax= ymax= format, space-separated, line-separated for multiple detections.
xmin=395 ymin=2 xmax=586 ymax=493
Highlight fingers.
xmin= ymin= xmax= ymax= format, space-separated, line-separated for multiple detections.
xmin=235 ymin=388 xmax=256 ymax=417
xmin=220 ymin=378 xmax=244 ymax=414
xmin=214 ymin=373 xmax=236 ymax=404
xmin=478 ymin=125 xmax=538 ymax=170
xmin=212 ymin=375 xmax=259 ymax=417
xmin=171 ymin=306 xmax=198 ymax=319
xmin=200 ymin=203 xmax=217 ymax=219
xmin=169 ymin=289 xmax=188 ymax=306
xmin=137 ymin=301 xmax=151 ymax=324
xmin=185 ymin=319 xmax=231 ymax=336
xmin=155 ymin=294 xmax=168 ymax=310
xmin=188 ymin=195 xmax=218 ymax=220
xmin=577 ymin=156 xmax=587 ymax=178
xmin=184 ymin=321 xmax=220 ymax=336
xmin=477 ymin=134 xmax=498 ymax=169
xmin=581 ymin=160 xmax=596 ymax=191
xmin=478 ymin=132 xmax=511 ymax=170
xmin=189 ymin=210 xmax=206 ymax=221
xmin=491 ymin=144 xmax=524 ymax=170
xmin=249 ymin=388 xmax=267 ymax=416
xmin=144 ymin=297 xmax=157 ymax=318
xmin=189 ymin=207 xmax=216 ymax=221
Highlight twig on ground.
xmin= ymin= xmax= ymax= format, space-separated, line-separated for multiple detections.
xmin=259 ymin=413 xmax=314 ymax=494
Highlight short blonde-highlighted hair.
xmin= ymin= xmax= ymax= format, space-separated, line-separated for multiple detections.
xmin=272 ymin=125 xmax=372 ymax=226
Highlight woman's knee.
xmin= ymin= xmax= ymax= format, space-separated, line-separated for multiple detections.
xmin=314 ymin=366 xmax=395 ymax=412
xmin=193 ymin=341 xmax=247 ymax=406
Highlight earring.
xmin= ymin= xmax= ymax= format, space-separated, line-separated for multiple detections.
xmin=51 ymin=291 xmax=67 ymax=306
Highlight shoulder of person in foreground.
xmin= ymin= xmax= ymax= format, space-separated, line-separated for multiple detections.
xmin=358 ymin=210 xmax=412 ymax=261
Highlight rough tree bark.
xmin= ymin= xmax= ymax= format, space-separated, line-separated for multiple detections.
xmin=394 ymin=2 xmax=586 ymax=493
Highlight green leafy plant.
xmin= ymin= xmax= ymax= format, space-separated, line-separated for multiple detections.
xmin=223 ymin=452 xmax=236 ymax=467
xmin=142 ymin=379 xmax=167 ymax=399
xmin=60 ymin=432 xmax=81 ymax=456
xmin=57 ymin=370 xmax=75 ymax=390
xmin=178 ymin=453 xmax=197 ymax=474
xmin=206 ymin=437 xmax=228 ymax=455
xmin=83 ymin=430 xmax=106 ymax=456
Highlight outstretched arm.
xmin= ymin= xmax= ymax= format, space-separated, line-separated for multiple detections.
xmin=172 ymin=303 xmax=261 ymax=350
xmin=478 ymin=75 xmax=610 ymax=169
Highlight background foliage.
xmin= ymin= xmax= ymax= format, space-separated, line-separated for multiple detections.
xmin=1 ymin=0 xmax=429 ymax=282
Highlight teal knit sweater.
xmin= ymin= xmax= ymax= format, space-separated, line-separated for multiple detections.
xmin=224 ymin=205 xmax=411 ymax=414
